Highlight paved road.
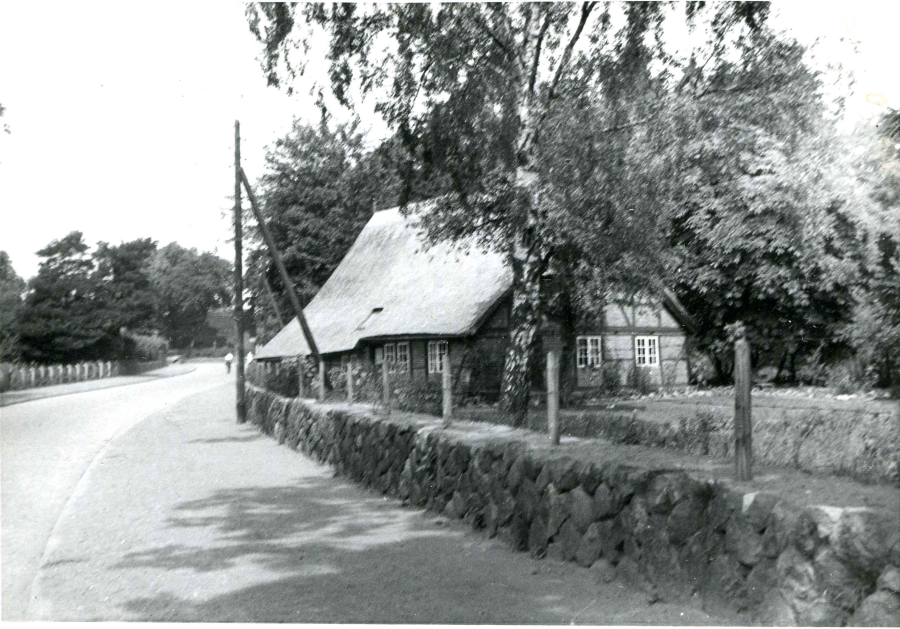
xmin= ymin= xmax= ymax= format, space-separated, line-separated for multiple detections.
xmin=1 ymin=364 xmax=224 ymax=619
xmin=3 ymin=366 xmax=735 ymax=623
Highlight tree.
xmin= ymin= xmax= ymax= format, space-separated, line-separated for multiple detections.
xmin=246 ymin=118 xmax=445 ymax=337
xmin=148 ymin=243 xmax=232 ymax=349
xmin=0 ymin=251 xmax=26 ymax=361
xmin=248 ymin=2 xmax=777 ymax=423
xmin=17 ymin=232 xmax=121 ymax=362
xmin=93 ymin=238 xmax=159 ymax=334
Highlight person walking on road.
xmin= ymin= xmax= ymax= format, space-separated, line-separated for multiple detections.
xmin=224 ymin=352 xmax=233 ymax=374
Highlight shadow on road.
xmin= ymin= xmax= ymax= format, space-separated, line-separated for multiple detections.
xmin=111 ymin=474 xmax=625 ymax=624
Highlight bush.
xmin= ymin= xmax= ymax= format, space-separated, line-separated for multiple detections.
xmin=626 ymin=364 xmax=654 ymax=394
xmin=600 ymin=362 xmax=622 ymax=395
xmin=123 ymin=331 xmax=168 ymax=361
xmin=688 ymin=350 xmax=716 ymax=386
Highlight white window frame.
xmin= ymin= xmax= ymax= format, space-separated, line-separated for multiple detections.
xmin=395 ymin=341 xmax=410 ymax=374
xmin=427 ymin=340 xmax=448 ymax=374
xmin=634 ymin=335 xmax=659 ymax=367
xmin=576 ymin=336 xmax=602 ymax=369
xmin=383 ymin=343 xmax=396 ymax=371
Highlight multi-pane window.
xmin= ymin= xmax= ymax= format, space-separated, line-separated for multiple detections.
xmin=383 ymin=343 xmax=396 ymax=370
xmin=396 ymin=342 xmax=409 ymax=373
xmin=634 ymin=336 xmax=659 ymax=367
xmin=427 ymin=340 xmax=448 ymax=374
xmin=576 ymin=336 xmax=602 ymax=368
xmin=377 ymin=343 xmax=411 ymax=373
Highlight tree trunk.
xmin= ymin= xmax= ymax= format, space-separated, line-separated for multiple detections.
xmin=500 ymin=228 xmax=544 ymax=425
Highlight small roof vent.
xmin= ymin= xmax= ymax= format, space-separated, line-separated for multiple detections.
xmin=357 ymin=308 xmax=383 ymax=330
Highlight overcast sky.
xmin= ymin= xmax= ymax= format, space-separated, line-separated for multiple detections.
xmin=1 ymin=1 xmax=897 ymax=281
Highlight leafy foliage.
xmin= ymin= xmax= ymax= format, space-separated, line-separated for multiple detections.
xmin=148 ymin=243 xmax=232 ymax=349
xmin=17 ymin=232 xmax=122 ymax=362
xmin=245 ymin=119 xmax=444 ymax=338
xmin=0 ymin=251 xmax=26 ymax=361
xmin=247 ymin=3 xmax=898 ymax=400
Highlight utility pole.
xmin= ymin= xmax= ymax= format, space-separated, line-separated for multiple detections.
xmin=234 ymin=120 xmax=247 ymax=424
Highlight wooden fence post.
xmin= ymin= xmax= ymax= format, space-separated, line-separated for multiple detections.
xmin=347 ymin=362 xmax=354 ymax=405
xmin=734 ymin=333 xmax=753 ymax=481
xmin=318 ymin=360 xmax=326 ymax=402
xmin=547 ymin=349 xmax=560 ymax=445
xmin=297 ymin=359 xmax=306 ymax=398
xmin=382 ymin=362 xmax=391 ymax=414
xmin=442 ymin=353 xmax=452 ymax=428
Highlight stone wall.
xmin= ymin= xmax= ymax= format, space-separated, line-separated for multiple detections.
xmin=246 ymin=385 xmax=900 ymax=626
xmin=459 ymin=403 xmax=900 ymax=485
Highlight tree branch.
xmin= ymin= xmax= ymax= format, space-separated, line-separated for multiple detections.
xmin=528 ymin=10 xmax=553 ymax=96
xmin=547 ymin=1 xmax=597 ymax=101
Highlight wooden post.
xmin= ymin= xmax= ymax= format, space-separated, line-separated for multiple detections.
xmin=262 ymin=272 xmax=286 ymax=326
xmin=346 ymin=362 xmax=354 ymax=404
xmin=734 ymin=333 xmax=753 ymax=481
xmin=547 ymin=349 xmax=560 ymax=445
xmin=442 ymin=352 xmax=452 ymax=428
xmin=382 ymin=362 xmax=391 ymax=414
xmin=239 ymin=168 xmax=322 ymax=364
xmin=297 ymin=358 xmax=305 ymax=398
xmin=234 ymin=120 xmax=247 ymax=424
xmin=318 ymin=359 xmax=326 ymax=402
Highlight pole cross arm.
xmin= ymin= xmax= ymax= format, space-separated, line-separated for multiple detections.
xmin=239 ymin=167 xmax=322 ymax=364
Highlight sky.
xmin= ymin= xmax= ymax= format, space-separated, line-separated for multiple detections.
xmin=1 ymin=1 xmax=897 ymax=281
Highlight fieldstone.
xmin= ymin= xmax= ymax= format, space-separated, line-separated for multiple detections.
xmin=814 ymin=546 xmax=868 ymax=611
xmin=594 ymin=483 xmax=615 ymax=520
xmin=755 ymin=589 xmax=797 ymax=625
xmin=834 ymin=508 xmax=900 ymax=575
xmin=535 ymin=463 xmax=551 ymax=492
xmin=601 ymin=517 xmax=625 ymax=564
xmin=796 ymin=598 xmax=847 ymax=627
xmin=776 ymin=546 xmax=819 ymax=619
xmin=646 ymin=473 xmax=686 ymax=515
xmin=484 ymin=501 xmax=500 ymax=537
xmin=575 ymin=522 xmax=603 ymax=567
xmin=726 ymin=516 xmax=764 ymax=567
xmin=667 ymin=497 xmax=703 ymax=545
xmin=743 ymin=492 xmax=780 ymax=533
xmin=499 ymin=513 xmax=529 ymax=552
xmin=850 ymin=591 xmax=900 ymax=627
xmin=528 ymin=518 xmax=549 ymax=558
xmin=616 ymin=556 xmax=659 ymax=604
xmin=627 ymin=499 xmax=652 ymax=543
xmin=547 ymin=485 xmax=569 ymax=537
xmin=701 ymin=553 xmax=747 ymax=612
xmin=516 ymin=476 xmax=540 ymax=523
xmin=878 ymin=566 xmax=900 ymax=594
xmin=642 ymin=527 xmax=693 ymax=602
xmin=762 ymin=499 xmax=801 ymax=559
xmin=590 ymin=558 xmax=617 ymax=584
xmin=745 ymin=558 xmax=777 ymax=608
xmin=569 ymin=486 xmax=596 ymax=533
xmin=444 ymin=493 xmax=465 ymax=519
xmin=558 ymin=519 xmax=583 ymax=562
xmin=703 ymin=488 xmax=737 ymax=534
xmin=507 ymin=455 xmax=527 ymax=491
xmin=549 ymin=457 xmax=581 ymax=492
xmin=580 ymin=463 xmax=603 ymax=495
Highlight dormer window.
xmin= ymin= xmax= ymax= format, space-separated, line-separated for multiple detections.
xmin=357 ymin=308 xmax=383 ymax=330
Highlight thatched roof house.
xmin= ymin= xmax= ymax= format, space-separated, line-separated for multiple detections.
xmin=257 ymin=204 xmax=696 ymax=391
xmin=256 ymin=206 xmax=511 ymax=359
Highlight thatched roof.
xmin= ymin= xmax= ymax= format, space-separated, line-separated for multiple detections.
xmin=255 ymin=205 xmax=512 ymax=359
